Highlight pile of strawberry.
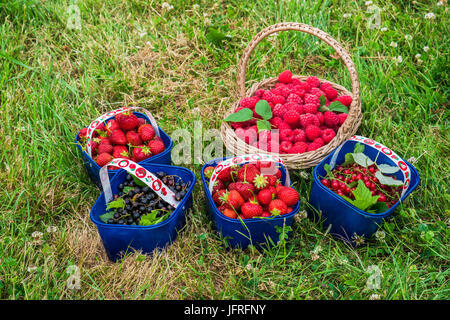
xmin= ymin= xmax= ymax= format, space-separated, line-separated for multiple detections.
xmin=227 ymin=70 xmax=352 ymax=154
xmin=77 ymin=110 xmax=165 ymax=168
xmin=203 ymin=161 xmax=299 ymax=219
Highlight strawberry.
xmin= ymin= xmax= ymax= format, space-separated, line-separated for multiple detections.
xmin=217 ymin=167 xmax=232 ymax=183
xmin=237 ymin=164 xmax=260 ymax=183
xmin=253 ymin=174 xmax=269 ymax=190
xmin=213 ymin=189 xmax=227 ymax=205
xmin=261 ymin=211 xmax=272 ymax=218
xmin=138 ymin=124 xmax=155 ymax=142
xmin=95 ymin=152 xmax=113 ymax=167
xmin=241 ymin=201 xmax=263 ymax=219
xmin=126 ymin=130 xmax=142 ymax=146
xmin=109 ymin=129 xmax=127 ymax=145
xmin=222 ymin=207 xmax=237 ymax=219
xmin=132 ymin=145 xmax=152 ymax=162
xmin=106 ymin=119 xmax=120 ymax=135
xmin=268 ymin=199 xmax=288 ymax=215
xmin=212 ymin=179 xmax=226 ymax=194
xmin=116 ymin=111 xmax=139 ymax=131
xmin=78 ymin=128 xmax=88 ymax=140
xmin=148 ymin=139 xmax=165 ymax=155
xmin=257 ymin=188 xmax=275 ymax=206
xmin=112 ymin=145 xmax=130 ymax=159
xmin=98 ymin=140 xmax=113 ymax=154
xmin=277 ymin=187 xmax=299 ymax=207
xmin=203 ymin=166 xmax=214 ymax=180
xmin=230 ymin=181 xmax=256 ymax=201
xmin=219 ymin=190 xmax=244 ymax=211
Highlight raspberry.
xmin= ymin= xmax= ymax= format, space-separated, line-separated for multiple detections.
xmin=274 ymin=83 xmax=285 ymax=88
xmin=303 ymin=94 xmax=320 ymax=107
xmin=297 ymin=82 xmax=311 ymax=93
xmin=309 ymin=87 xmax=324 ymax=98
xmin=292 ymin=86 xmax=306 ymax=98
xmin=272 ymin=95 xmax=286 ymax=105
xmin=279 ymin=128 xmax=294 ymax=142
xmin=280 ymin=140 xmax=293 ymax=153
xmin=305 ymin=125 xmax=323 ymax=141
xmin=313 ymin=137 xmax=324 ymax=147
xmin=307 ymin=142 xmax=322 ymax=152
xmin=299 ymin=113 xmax=320 ymax=128
xmin=292 ymin=104 xmax=304 ymax=114
xmin=269 ymin=116 xmax=284 ymax=128
xmin=262 ymin=91 xmax=274 ymax=103
xmin=321 ymin=86 xmax=338 ymax=101
xmin=291 ymin=142 xmax=308 ymax=154
xmin=283 ymin=110 xmax=300 ymax=126
xmin=240 ymin=96 xmax=259 ymax=109
xmin=292 ymin=129 xmax=306 ymax=142
xmin=273 ymin=103 xmax=288 ymax=118
xmin=278 ymin=70 xmax=293 ymax=84
xmin=270 ymin=87 xmax=283 ymax=96
xmin=306 ymin=76 xmax=321 ymax=88
xmin=280 ymin=86 xmax=293 ymax=98
xmin=324 ymin=111 xmax=340 ymax=127
xmin=338 ymin=113 xmax=348 ymax=125
xmin=291 ymin=78 xmax=301 ymax=86
xmin=316 ymin=112 xmax=324 ymax=125
xmin=277 ymin=121 xmax=291 ymax=131
xmin=320 ymin=82 xmax=332 ymax=89
xmin=322 ymin=128 xmax=336 ymax=143
xmin=303 ymin=103 xmax=318 ymax=114
xmin=255 ymin=89 xmax=265 ymax=97
xmin=286 ymin=93 xmax=303 ymax=104
xmin=335 ymin=95 xmax=352 ymax=106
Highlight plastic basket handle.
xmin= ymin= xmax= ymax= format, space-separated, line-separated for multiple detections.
xmin=85 ymin=106 xmax=160 ymax=157
xmin=208 ymin=153 xmax=291 ymax=194
xmin=329 ymin=135 xmax=412 ymax=198
xmin=99 ymin=158 xmax=180 ymax=208
xmin=236 ymin=22 xmax=361 ymax=115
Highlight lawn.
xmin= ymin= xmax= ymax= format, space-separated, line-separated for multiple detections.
xmin=0 ymin=0 xmax=448 ymax=300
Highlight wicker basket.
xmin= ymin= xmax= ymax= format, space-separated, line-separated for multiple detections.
xmin=220 ymin=22 xmax=362 ymax=169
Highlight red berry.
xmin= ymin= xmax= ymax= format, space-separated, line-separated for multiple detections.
xmin=278 ymin=70 xmax=293 ymax=84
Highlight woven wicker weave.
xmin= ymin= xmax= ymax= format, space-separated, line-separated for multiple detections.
xmin=220 ymin=22 xmax=362 ymax=169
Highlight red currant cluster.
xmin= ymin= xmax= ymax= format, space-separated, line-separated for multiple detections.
xmin=320 ymin=163 xmax=402 ymax=209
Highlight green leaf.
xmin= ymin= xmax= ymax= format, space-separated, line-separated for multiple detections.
xmin=99 ymin=211 xmax=115 ymax=223
xmin=254 ymin=100 xmax=272 ymax=120
xmin=342 ymin=153 xmax=355 ymax=166
xmin=132 ymin=174 xmax=147 ymax=187
xmin=367 ymin=201 xmax=389 ymax=214
xmin=319 ymin=94 xmax=326 ymax=107
xmin=377 ymin=163 xmax=400 ymax=174
xmin=123 ymin=186 xmax=134 ymax=194
xmin=352 ymin=152 xmax=374 ymax=168
xmin=205 ymin=28 xmax=230 ymax=46
xmin=256 ymin=119 xmax=272 ymax=132
xmin=327 ymin=101 xmax=349 ymax=114
xmin=318 ymin=104 xmax=328 ymax=112
xmin=139 ymin=210 xmax=170 ymax=226
xmin=353 ymin=143 xmax=365 ymax=154
xmin=324 ymin=163 xmax=334 ymax=179
xmin=224 ymin=108 xmax=253 ymax=122
xmin=343 ymin=180 xmax=380 ymax=211
xmin=105 ymin=198 xmax=125 ymax=211
xmin=375 ymin=171 xmax=404 ymax=186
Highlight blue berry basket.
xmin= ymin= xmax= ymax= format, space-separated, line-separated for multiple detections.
xmin=201 ymin=155 xmax=300 ymax=250
xmin=90 ymin=162 xmax=196 ymax=261
xmin=308 ymin=135 xmax=420 ymax=243
xmin=75 ymin=110 xmax=173 ymax=188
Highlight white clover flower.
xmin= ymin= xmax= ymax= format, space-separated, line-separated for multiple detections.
xmin=414 ymin=54 xmax=421 ymax=59
xmin=310 ymin=252 xmax=320 ymax=261
xmin=46 ymin=226 xmax=58 ymax=233
xmin=370 ymin=293 xmax=381 ymax=300
xmin=343 ymin=13 xmax=352 ymax=18
xmin=162 ymin=2 xmax=174 ymax=11
xmin=437 ymin=1 xmax=444 ymax=6
xmin=390 ymin=41 xmax=398 ymax=48
xmin=380 ymin=27 xmax=388 ymax=32
xmin=393 ymin=55 xmax=403 ymax=63
xmin=425 ymin=12 xmax=436 ymax=20
xmin=365 ymin=1 xmax=373 ymax=5
xmin=375 ymin=230 xmax=386 ymax=241
xmin=338 ymin=256 xmax=349 ymax=265
xmin=31 ymin=231 xmax=43 ymax=240
xmin=193 ymin=4 xmax=200 ymax=10
xmin=27 ymin=265 xmax=38 ymax=273
xmin=245 ymin=264 xmax=254 ymax=271
xmin=423 ymin=46 xmax=430 ymax=52
xmin=299 ymin=171 xmax=309 ymax=179
xmin=405 ymin=34 xmax=412 ymax=40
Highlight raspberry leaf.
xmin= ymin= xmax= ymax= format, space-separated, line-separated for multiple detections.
xmin=256 ymin=119 xmax=271 ymax=132
xmin=319 ymin=94 xmax=326 ymax=107
xmin=254 ymin=100 xmax=272 ymax=120
xmin=375 ymin=171 xmax=404 ymax=186
xmin=327 ymin=101 xmax=349 ymax=114
xmin=224 ymin=108 xmax=253 ymax=122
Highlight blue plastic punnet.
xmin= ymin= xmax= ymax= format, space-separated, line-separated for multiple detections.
xmin=308 ymin=136 xmax=420 ymax=243
xmin=75 ymin=111 xmax=173 ymax=188
xmin=201 ymin=155 xmax=300 ymax=250
xmin=90 ymin=163 xmax=196 ymax=261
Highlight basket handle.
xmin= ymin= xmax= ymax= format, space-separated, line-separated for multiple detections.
xmin=99 ymin=158 xmax=180 ymax=208
xmin=236 ymin=22 xmax=361 ymax=108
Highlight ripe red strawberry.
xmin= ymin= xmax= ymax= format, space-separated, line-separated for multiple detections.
xmin=277 ymin=187 xmax=299 ymax=207
xmin=138 ymin=124 xmax=155 ymax=142
xmin=278 ymin=70 xmax=292 ymax=84
xmin=237 ymin=164 xmax=260 ymax=183
xmin=265 ymin=175 xmax=278 ymax=186
xmin=230 ymin=181 xmax=255 ymax=201
xmin=220 ymin=190 xmax=244 ymax=210
xmin=148 ymin=139 xmax=165 ymax=155
xmin=261 ymin=211 xmax=271 ymax=217
xmin=106 ymin=119 xmax=120 ymax=134
xmin=138 ymin=118 xmax=146 ymax=126
xmin=240 ymin=201 xmax=263 ymax=219
xmin=109 ymin=129 xmax=127 ymax=145
xmin=217 ymin=167 xmax=232 ymax=183
xmin=253 ymin=174 xmax=269 ymax=190
xmin=126 ymin=130 xmax=143 ymax=146
xmin=222 ymin=207 xmax=238 ymax=219
xmin=78 ymin=128 xmax=88 ymax=140
xmin=95 ymin=152 xmax=113 ymax=167
xmin=116 ymin=111 xmax=139 ymax=131
xmin=268 ymin=199 xmax=288 ymax=215
xmin=98 ymin=140 xmax=113 ymax=154
xmin=203 ymin=166 xmax=214 ymax=179
xmin=213 ymin=189 xmax=227 ymax=205
xmin=258 ymin=188 xmax=275 ymax=206
xmin=212 ymin=180 xmax=226 ymax=195
xmin=112 ymin=145 xmax=130 ymax=159
xmin=132 ymin=145 xmax=152 ymax=162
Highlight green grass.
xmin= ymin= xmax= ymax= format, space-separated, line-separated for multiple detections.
xmin=0 ymin=0 xmax=448 ymax=300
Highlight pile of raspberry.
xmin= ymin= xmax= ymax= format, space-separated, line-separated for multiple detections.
xmin=231 ymin=70 xmax=352 ymax=154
